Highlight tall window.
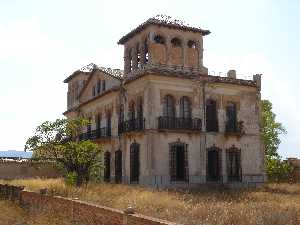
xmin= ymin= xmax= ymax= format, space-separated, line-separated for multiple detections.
xmin=226 ymin=147 xmax=241 ymax=182
xmin=106 ymin=112 xmax=111 ymax=136
xmin=163 ymin=95 xmax=175 ymax=118
xmin=102 ymin=80 xmax=106 ymax=92
xmin=206 ymin=147 xmax=222 ymax=182
xmin=92 ymin=86 xmax=96 ymax=97
xmin=169 ymin=142 xmax=189 ymax=182
xmin=137 ymin=97 xmax=143 ymax=129
xmin=179 ymin=96 xmax=191 ymax=118
xmin=145 ymin=38 xmax=149 ymax=64
xmin=128 ymin=101 xmax=135 ymax=121
xmin=97 ymin=80 xmax=101 ymax=94
xmin=226 ymin=102 xmax=237 ymax=132
xmin=104 ymin=151 xmax=111 ymax=182
xmin=130 ymin=142 xmax=140 ymax=183
xmin=96 ymin=114 xmax=101 ymax=130
xmin=206 ymin=99 xmax=218 ymax=132
xmin=115 ymin=150 xmax=122 ymax=183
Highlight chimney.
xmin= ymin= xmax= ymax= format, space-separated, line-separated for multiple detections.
xmin=227 ymin=70 xmax=236 ymax=79
xmin=253 ymin=74 xmax=262 ymax=91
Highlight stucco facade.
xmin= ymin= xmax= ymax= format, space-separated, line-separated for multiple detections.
xmin=63 ymin=16 xmax=265 ymax=187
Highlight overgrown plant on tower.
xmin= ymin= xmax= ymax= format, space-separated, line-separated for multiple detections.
xmin=25 ymin=118 xmax=103 ymax=186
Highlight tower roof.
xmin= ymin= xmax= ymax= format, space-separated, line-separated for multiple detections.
xmin=118 ymin=15 xmax=210 ymax=45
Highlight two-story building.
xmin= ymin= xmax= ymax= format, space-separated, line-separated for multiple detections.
xmin=63 ymin=16 xmax=265 ymax=187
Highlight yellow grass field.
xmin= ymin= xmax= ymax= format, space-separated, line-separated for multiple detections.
xmin=1 ymin=179 xmax=300 ymax=225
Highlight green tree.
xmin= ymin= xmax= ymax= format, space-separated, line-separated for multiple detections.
xmin=25 ymin=118 xmax=103 ymax=186
xmin=261 ymin=100 xmax=293 ymax=181
xmin=261 ymin=100 xmax=286 ymax=158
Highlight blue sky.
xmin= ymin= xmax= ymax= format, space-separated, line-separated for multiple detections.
xmin=0 ymin=0 xmax=299 ymax=158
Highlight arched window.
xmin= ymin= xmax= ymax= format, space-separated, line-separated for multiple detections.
xmin=115 ymin=150 xmax=122 ymax=183
xmin=226 ymin=102 xmax=237 ymax=133
xmin=179 ymin=96 xmax=191 ymax=118
xmin=128 ymin=49 xmax=133 ymax=72
xmin=130 ymin=142 xmax=140 ymax=183
xmin=169 ymin=141 xmax=188 ymax=182
xmin=187 ymin=40 xmax=197 ymax=49
xmin=206 ymin=99 xmax=218 ymax=132
xmin=163 ymin=95 xmax=175 ymax=118
xmin=154 ymin=35 xmax=165 ymax=44
xmin=104 ymin=151 xmax=111 ymax=182
xmin=171 ymin=37 xmax=182 ymax=47
xmin=128 ymin=101 xmax=135 ymax=121
xmin=226 ymin=147 xmax=241 ymax=182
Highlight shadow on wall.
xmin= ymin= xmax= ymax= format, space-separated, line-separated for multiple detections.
xmin=0 ymin=162 xmax=62 ymax=179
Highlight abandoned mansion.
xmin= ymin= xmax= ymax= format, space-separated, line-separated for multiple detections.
xmin=63 ymin=16 xmax=265 ymax=187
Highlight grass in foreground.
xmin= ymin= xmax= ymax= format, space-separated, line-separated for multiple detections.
xmin=0 ymin=200 xmax=73 ymax=225
xmin=1 ymin=178 xmax=300 ymax=225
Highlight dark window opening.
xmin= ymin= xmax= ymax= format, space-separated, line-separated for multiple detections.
xmin=96 ymin=114 xmax=101 ymax=130
xmin=206 ymin=99 xmax=218 ymax=132
xmin=137 ymin=97 xmax=143 ymax=128
xmin=106 ymin=112 xmax=111 ymax=136
xmin=128 ymin=101 xmax=136 ymax=121
xmin=102 ymin=80 xmax=106 ymax=92
xmin=154 ymin=35 xmax=165 ymax=44
xmin=171 ymin=38 xmax=182 ymax=47
xmin=226 ymin=102 xmax=237 ymax=133
xmin=179 ymin=96 xmax=191 ymax=118
xmin=227 ymin=148 xmax=241 ymax=182
xmin=170 ymin=143 xmax=188 ymax=182
xmin=163 ymin=95 xmax=175 ymax=118
xmin=104 ymin=151 xmax=111 ymax=182
xmin=92 ymin=86 xmax=96 ymax=97
xmin=130 ymin=142 xmax=140 ymax=183
xmin=207 ymin=147 xmax=221 ymax=182
xmin=115 ymin=150 xmax=122 ymax=183
xmin=187 ymin=40 xmax=197 ymax=49
xmin=97 ymin=80 xmax=101 ymax=94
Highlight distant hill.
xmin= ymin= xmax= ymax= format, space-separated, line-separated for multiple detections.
xmin=0 ymin=150 xmax=32 ymax=158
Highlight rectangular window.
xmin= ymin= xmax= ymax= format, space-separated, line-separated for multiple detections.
xmin=102 ymin=80 xmax=106 ymax=92
xmin=92 ymin=86 xmax=96 ymax=96
xmin=97 ymin=80 xmax=101 ymax=94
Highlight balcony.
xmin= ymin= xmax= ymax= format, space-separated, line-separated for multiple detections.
xmin=158 ymin=116 xmax=202 ymax=131
xmin=225 ymin=121 xmax=244 ymax=135
xmin=79 ymin=127 xmax=111 ymax=141
xmin=118 ymin=118 xmax=145 ymax=134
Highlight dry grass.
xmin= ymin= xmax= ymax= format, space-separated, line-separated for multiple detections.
xmin=0 ymin=200 xmax=73 ymax=225
xmin=1 ymin=178 xmax=300 ymax=225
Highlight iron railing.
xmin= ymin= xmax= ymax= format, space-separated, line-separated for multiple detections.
xmin=158 ymin=117 xmax=202 ymax=131
xmin=79 ymin=127 xmax=111 ymax=141
xmin=118 ymin=118 xmax=145 ymax=134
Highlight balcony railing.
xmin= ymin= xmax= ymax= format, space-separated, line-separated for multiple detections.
xmin=79 ymin=127 xmax=111 ymax=141
xmin=225 ymin=121 xmax=244 ymax=135
xmin=158 ymin=117 xmax=202 ymax=131
xmin=118 ymin=118 xmax=145 ymax=134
